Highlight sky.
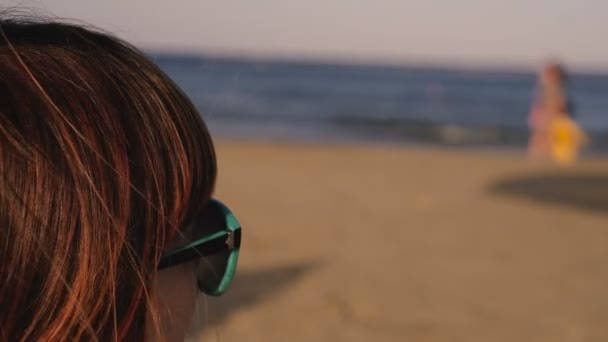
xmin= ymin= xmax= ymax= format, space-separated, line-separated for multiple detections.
xmin=4 ymin=0 xmax=608 ymax=69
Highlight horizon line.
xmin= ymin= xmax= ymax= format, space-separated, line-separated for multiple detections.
xmin=144 ymin=47 xmax=608 ymax=75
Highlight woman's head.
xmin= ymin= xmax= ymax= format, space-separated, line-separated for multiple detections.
xmin=0 ymin=16 xmax=229 ymax=341
xmin=540 ymin=62 xmax=567 ymax=87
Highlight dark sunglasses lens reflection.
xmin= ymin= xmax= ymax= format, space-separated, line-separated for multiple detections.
xmin=195 ymin=201 xmax=231 ymax=293
xmin=197 ymin=248 xmax=231 ymax=293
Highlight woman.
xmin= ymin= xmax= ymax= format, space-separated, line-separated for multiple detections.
xmin=528 ymin=62 xmax=585 ymax=164
xmin=0 ymin=16 xmax=241 ymax=341
xmin=528 ymin=63 xmax=566 ymax=157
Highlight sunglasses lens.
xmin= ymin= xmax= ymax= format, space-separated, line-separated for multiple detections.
xmin=193 ymin=200 xmax=239 ymax=295
xmin=197 ymin=247 xmax=231 ymax=294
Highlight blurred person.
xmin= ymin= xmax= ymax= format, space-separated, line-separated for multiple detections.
xmin=0 ymin=15 xmax=241 ymax=342
xmin=549 ymin=108 xmax=589 ymax=165
xmin=528 ymin=62 xmax=587 ymax=164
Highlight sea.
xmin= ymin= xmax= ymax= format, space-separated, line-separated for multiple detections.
xmin=154 ymin=54 xmax=608 ymax=152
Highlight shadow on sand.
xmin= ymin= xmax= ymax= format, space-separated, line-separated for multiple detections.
xmin=193 ymin=261 xmax=320 ymax=331
xmin=488 ymin=171 xmax=608 ymax=215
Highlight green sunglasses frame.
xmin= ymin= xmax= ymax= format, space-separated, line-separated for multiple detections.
xmin=157 ymin=200 xmax=241 ymax=296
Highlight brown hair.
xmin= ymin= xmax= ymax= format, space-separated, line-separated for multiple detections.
xmin=0 ymin=16 xmax=216 ymax=341
xmin=541 ymin=62 xmax=567 ymax=85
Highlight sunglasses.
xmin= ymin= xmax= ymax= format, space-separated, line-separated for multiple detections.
xmin=157 ymin=199 xmax=241 ymax=296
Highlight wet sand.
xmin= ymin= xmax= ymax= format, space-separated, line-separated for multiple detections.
xmin=194 ymin=141 xmax=608 ymax=342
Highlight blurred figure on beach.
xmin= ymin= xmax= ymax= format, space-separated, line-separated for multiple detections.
xmin=528 ymin=62 xmax=588 ymax=165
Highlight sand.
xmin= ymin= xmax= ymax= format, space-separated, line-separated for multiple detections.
xmin=192 ymin=141 xmax=608 ymax=342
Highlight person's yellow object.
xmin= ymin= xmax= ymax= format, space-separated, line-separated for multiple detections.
xmin=549 ymin=114 xmax=589 ymax=165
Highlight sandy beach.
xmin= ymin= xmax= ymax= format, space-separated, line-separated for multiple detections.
xmin=192 ymin=141 xmax=608 ymax=342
